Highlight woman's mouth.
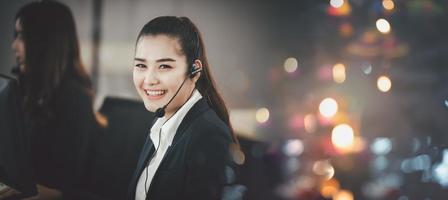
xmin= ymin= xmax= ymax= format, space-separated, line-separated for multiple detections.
xmin=144 ymin=89 xmax=167 ymax=100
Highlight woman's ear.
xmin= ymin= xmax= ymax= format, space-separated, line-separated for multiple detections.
xmin=191 ymin=59 xmax=203 ymax=82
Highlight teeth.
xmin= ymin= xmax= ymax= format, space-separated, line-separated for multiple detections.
xmin=145 ymin=90 xmax=166 ymax=96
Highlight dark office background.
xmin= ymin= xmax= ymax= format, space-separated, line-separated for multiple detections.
xmin=1 ymin=0 xmax=448 ymax=199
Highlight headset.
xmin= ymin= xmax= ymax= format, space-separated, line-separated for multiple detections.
xmin=188 ymin=29 xmax=202 ymax=78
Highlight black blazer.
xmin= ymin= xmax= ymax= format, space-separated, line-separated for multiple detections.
xmin=127 ymin=99 xmax=236 ymax=200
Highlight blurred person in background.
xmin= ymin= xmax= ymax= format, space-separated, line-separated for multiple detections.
xmin=0 ymin=0 xmax=101 ymax=199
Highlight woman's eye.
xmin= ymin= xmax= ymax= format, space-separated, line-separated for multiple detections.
xmin=135 ymin=64 xmax=146 ymax=69
xmin=159 ymin=64 xmax=172 ymax=69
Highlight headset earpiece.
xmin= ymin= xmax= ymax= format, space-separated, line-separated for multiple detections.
xmin=189 ymin=63 xmax=202 ymax=78
xmin=189 ymin=30 xmax=202 ymax=78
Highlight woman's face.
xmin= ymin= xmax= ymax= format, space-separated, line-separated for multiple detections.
xmin=133 ymin=35 xmax=200 ymax=118
xmin=11 ymin=19 xmax=26 ymax=72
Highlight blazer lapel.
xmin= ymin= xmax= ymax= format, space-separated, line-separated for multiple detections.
xmin=172 ymin=98 xmax=209 ymax=144
xmin=127 ymin=132 xmax=154 ymax=199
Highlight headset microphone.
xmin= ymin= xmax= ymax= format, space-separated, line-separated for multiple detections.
xmin=154 ymin=107 xmax=166 ymax=118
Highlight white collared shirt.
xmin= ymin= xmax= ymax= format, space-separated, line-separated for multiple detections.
xmin=135 ymin=90 xmax=202 ymax=200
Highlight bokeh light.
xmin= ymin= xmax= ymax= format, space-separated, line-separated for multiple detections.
xmin=382 ymin=0 xmax=395 ymax=11
xmin=371 ymin=137 xmax=392 ymax=155
xmin=377 ymin=75 xmax=392 ymax=92
xmin=319 ymin=98 xmax=338 ymax=118
xmin=401 ymin=159 xmax=413 ymax=173
xmin=283 ymin=139 xmax=304 ymax=157
xmin=230 ymin=143 xmax=246 ymax=165
xmin=433 ymin=149 xmax=448 ymax=187
xmin=401 ymin=154 xmax=431 ymax=173
xmin=331 ymin=124 xmax=355 ymax=150
xmin=412 ymin=154 xmax=431 ymax=171
xmin=313 ymin=160 xmax=335 ymax=180
xmin=304 ymin=114 xmax=318 ymax=133
xmin=320 ymin=178 xmax=341 ymax=198
xmin=255 ymin=108 xmax=269 ymax=123
xmin=333 ymin=63 xmax=346 ymax=83
xmin=361 ymin=63 xmax=372 ymax=75
xmin=434 ymin=162 xmax=448 ymax=186
xmin=255 ymin=107 xmax=270 ymax=123
xmin=334 ymin=190 xmax=354 ymax=200
xmin=376 ymin=18 xmax=391 ymax=34
xmin=330 ymin=0 xmax=344 ymax=8
xmin=284 ymin=57 xmax=298 ymax=73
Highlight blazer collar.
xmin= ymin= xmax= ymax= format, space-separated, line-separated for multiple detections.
xmin=136 ymin=98 xmax=209 ymax=172
xmin=128 ymin=98 xmax=210 ymax=199
xmin=171 ymin=98 xmax=210 ymax=144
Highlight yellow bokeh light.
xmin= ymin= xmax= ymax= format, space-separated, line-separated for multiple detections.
xmin=352 ymin=136 xmax=366 ymax=153
xmin=321 ymin=186 xmax=338 ymax=198
xmin=376 ymin=18 xmax=391 ymax=34
xmin=320 ymin=178 xmax=341 ymax=198
xmin=331 ymin=124 xmax=354 ymax=150
xmin=284 ymin=57 xmax=298 ymax=73
xmin=383 ymin=0 xmax=395 ymax=11
xmin=333 ymin=63 xmax=346 ymax=83
xmin=255 ymin=108 xmax=270 ymax=123
xmin=230 ymin=143 xmax=246 ymax=165
xmin=334 ymin=190 xmax=354 ymax=200
xmin=377 ymin=75 xmax=392 ymax=92
xmin=319 ymin=98 xmax=338 ymax=118
xmin=330 ymin=0 xmax=344 ymax=8
xmin=304 ymin=114 xmax=318 ymax=133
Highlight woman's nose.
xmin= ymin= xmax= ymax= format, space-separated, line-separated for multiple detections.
xmin=143 ymin=69 xmax=159 ymax=85
xmin=11 ymin=38 xmax=17 ymax=51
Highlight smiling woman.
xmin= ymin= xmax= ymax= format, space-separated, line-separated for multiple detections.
xmin=127 ymin=16 xmax=240 ymax=200
xmin=133 ymin=34 xmax=195 ymax=117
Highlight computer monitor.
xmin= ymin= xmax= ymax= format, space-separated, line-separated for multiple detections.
xmin=0 ymin=74 xmax=37 ymax=197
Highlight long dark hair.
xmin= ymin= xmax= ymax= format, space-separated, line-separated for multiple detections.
xmin=136 ymin=16 xmax=238 ymax=144
xmin=15 ymin=0 xmax=92 ymax=124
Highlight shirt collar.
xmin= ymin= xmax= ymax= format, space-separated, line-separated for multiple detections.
xmin=150 ymin=89 xmax=202 ymax=147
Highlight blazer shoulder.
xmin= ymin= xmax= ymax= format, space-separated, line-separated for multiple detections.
xmin=175 ymin=99 xmax=232 ymax=145
xmin=188 ymin=109 xmax=232 ymax=142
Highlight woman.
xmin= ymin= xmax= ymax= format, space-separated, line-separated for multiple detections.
xmin=127 ymin=16 xmax=239 ymax=200
xmin=4 ymin=1 xmax=99 ymax=199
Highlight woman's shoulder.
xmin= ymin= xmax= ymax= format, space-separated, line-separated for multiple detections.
xmin=188 ymin=108 xmax=232 ymax=141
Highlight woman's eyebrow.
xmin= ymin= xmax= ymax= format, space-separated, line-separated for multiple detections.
xmin=156 ymin=58 xmax=176 ymax=63
xmin=134 ymin=58 xmax=176 ymax=62
xmin=134 ymin=57 xmax=146 ymax=62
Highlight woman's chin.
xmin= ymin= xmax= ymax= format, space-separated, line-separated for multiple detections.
xmin=143 ymin=104 xmax=156 ymax=113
